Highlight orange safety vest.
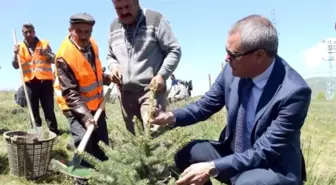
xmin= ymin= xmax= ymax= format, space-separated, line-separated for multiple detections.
xmin=53 ymin=37 xmax=104 ymax=111
xmin=18 ymin=40 xmax=53 ymax=82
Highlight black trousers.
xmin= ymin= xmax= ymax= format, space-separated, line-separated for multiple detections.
xmin=65 ymin=110 xmax=109 ymax=185
xmin=175 ymin=139 xmax=292 ymax=185
xmin=25 ymin=78 xmax=60 ymax=135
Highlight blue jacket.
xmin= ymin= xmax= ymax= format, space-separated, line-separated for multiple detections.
xmin=172 ymin=55 xmax=311 ymax=184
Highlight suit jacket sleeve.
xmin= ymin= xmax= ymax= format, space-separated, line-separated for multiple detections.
xmin=172 ymin=71 xmax=226 ymax=127
xmin=213 ymin=86 xmax=312 ymax=179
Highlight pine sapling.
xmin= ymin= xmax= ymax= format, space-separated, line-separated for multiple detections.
xmin=81 ymin=80 xmax=195 ymax=185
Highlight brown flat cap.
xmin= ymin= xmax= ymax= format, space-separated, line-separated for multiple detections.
xmin=70 ymin=13 xmax=95 ymax=25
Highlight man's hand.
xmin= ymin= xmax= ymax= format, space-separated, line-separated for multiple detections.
xmin=13 ymin=44 xmax=19 ymax=55
xmin=85 ymin=118 xmax=98 ymax=129
xmin=38 ymin=46 xmax=51 ymax=56
xmin=176 ymin=162 xmax=215 ymax=185
xmin=110 ymin=68 xmax=123 ymax=85
xmin=149 ymin=108 xmax=175 ymax=126
xmin=150 ymin=74 xmax=165 ymax=91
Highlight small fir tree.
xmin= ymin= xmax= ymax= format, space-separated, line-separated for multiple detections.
xmin=81 ymin=80 xmax=194 ymax=185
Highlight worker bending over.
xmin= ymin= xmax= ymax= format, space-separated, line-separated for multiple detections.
xmin=53 ymin=13 xmax=112 ymax=185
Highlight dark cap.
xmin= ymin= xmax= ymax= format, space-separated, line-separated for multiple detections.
xmin=70 ymin=13 xmax=95 ymax=25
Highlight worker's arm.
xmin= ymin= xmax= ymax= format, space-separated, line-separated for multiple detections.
xmin=107 ymin=26 xmax=119 ymax=72
xmin=12 ymin=43 xmax=20 ymax=69
xmin=43 ymin=45 xmax=56 ymax=63
xmin=55 ymin=57 xmax=94 ymax=124
xmin=156 ymin=17 xmax=182 ymax=80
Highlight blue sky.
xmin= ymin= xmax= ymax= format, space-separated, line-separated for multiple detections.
xmin=0 ymin=0 xmax=335 ymax=96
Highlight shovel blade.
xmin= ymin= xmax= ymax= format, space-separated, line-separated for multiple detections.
xmin=50 ymin=158 xmax=93 ymax=179
xmin=27 ymin=126 xmax=43 ymax=139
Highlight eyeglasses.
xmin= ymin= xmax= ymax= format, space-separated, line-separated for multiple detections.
xmin=225 ymin=47 xmax=261 ymax=62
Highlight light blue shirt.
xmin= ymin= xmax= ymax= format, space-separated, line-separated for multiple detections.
xmin=231 ymin=59 xmax=275 ymax=151
xmin=245 ymin=60 xmax=275 ymax=147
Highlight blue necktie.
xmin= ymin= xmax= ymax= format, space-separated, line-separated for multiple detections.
xmin=234 ymin=78 xmax=254 ymax=153
xmin=231 ymin=78 xmax=254 ymax=184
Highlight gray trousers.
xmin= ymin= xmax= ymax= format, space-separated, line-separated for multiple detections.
xmin=118 ymin=87 xmax=167 ymax=135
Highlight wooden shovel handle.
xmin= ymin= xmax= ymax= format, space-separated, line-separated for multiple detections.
xmin=77 ymin=82 xmax=115 ymax=153
xmin=12 ymin=29 xmax=39 ymax=133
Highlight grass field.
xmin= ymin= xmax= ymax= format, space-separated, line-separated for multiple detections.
xmin=0 ymin=91 xmax=335 ymax=185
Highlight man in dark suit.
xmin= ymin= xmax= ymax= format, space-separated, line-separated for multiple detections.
xmin=150 ymin=14 xmax=311 ymax=185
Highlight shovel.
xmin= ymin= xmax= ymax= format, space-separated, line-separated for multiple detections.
xmin=50 ymin=82 xmax=116 ymax=179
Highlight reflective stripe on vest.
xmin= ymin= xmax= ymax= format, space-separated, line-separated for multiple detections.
xmin=54 ymin=80 xmax=103 ymax=104
xmin=23 ymin=67 xmax=53 ymax=75
xmin=80 ymin=80 xmax=104 ymax=102
xmin=21 ymin=60 xmax=50 ymax=66
xmin=79 ymin=80 xmax=103 ymax=93
xmin=82 ymin=90 xmax=103 ymax=102
xmin=54 ymin=78 xmax=103 ymax=103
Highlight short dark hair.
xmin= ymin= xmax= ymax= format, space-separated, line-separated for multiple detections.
xmin=113 ymin=0 xmax=139 ymax=4
xmin=22 ymin=23 xmax=35 ymax=30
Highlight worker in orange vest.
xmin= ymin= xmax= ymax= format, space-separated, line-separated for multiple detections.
xmin=12 ymin=23 xmax=60 ymax=135
xmin=53 ymin=13 xmax=112 ymax=185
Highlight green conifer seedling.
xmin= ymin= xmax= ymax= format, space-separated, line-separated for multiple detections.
xmin=80 ymin=80 xmax=195 ymax=185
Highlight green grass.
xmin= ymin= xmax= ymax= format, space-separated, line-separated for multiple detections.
xmin=0 ymin=91 xmax=335 ymax=185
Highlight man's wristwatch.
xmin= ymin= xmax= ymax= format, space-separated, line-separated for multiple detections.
xmin=207 ymin=161 xmax=219 ymax=177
